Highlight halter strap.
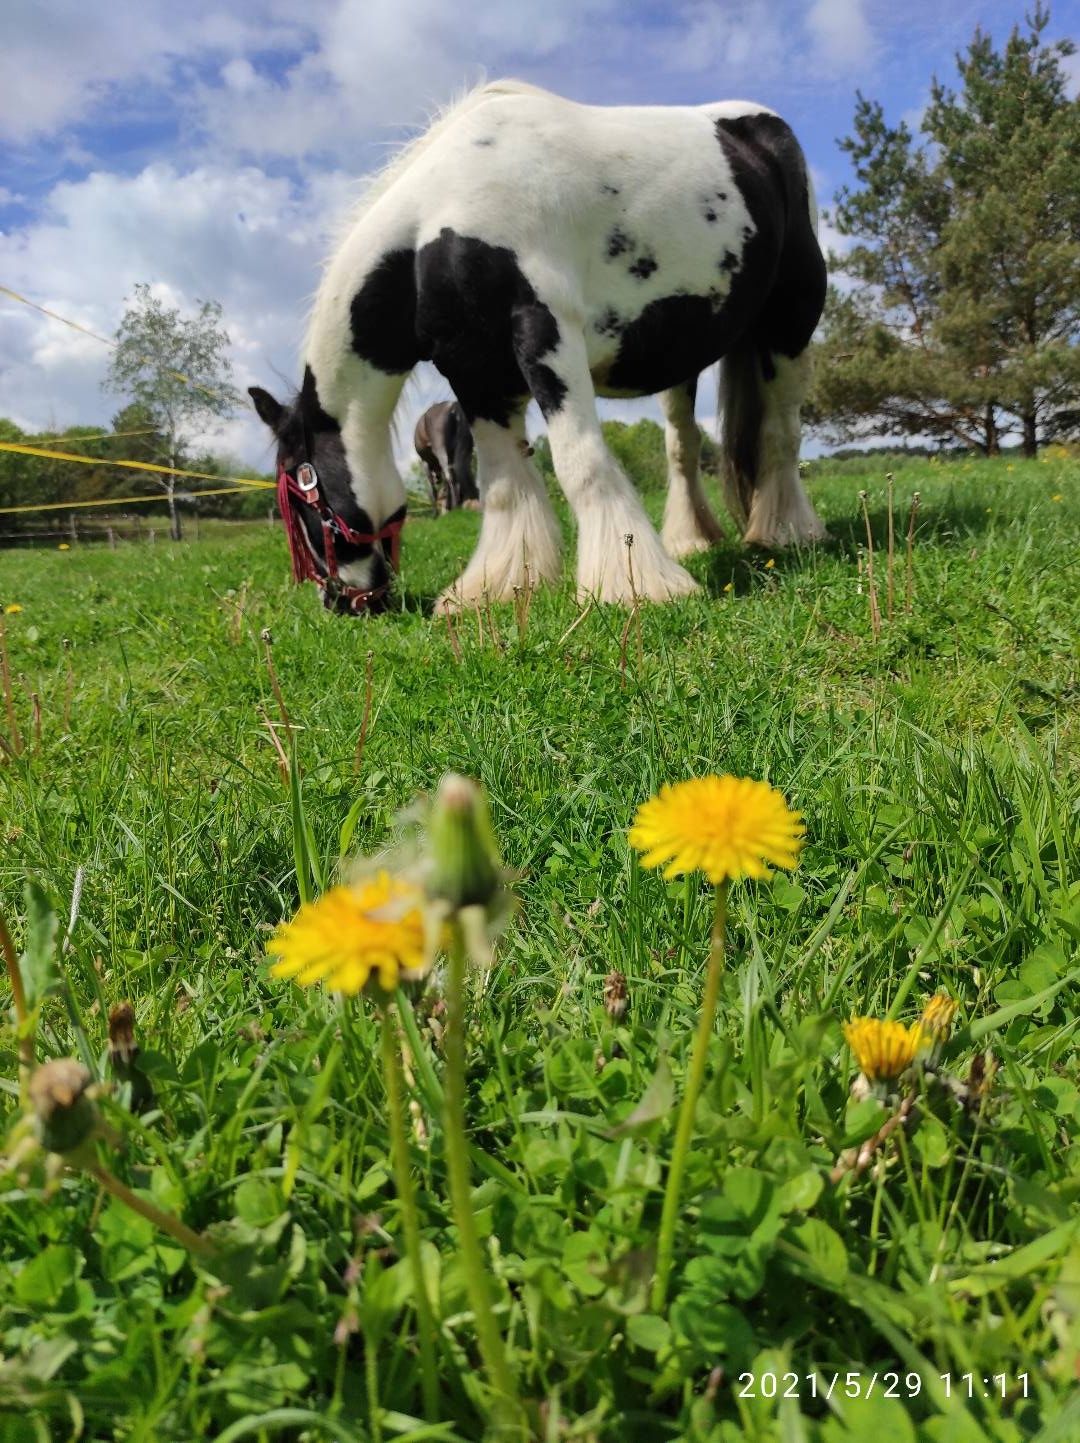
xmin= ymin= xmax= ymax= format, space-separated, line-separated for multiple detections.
xmin=276 ymin=462 xmax=404 ymax=614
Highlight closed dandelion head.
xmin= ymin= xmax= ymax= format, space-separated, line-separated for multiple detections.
xmin=267 ymin=871 xmax=429 ymax=998
xmin=920 ymin=992 xmax=958 ymax=1042
xmin=603 ymin=969 xmax=629 ymax=1021
xmin=427 ymin=773 xmax=507 ymax=910
xmin=3 ymin=604 xmax=22 ymax=615
xmin=29 ymin=1059 xmax=99 ymax=1157
xmin=58 ymin=543 xmax=70 ymax=551
xmin=843 ymin=1017 xmax=922 ymax=1084
xmin=629 ymin=775 xmax=804 ymax=885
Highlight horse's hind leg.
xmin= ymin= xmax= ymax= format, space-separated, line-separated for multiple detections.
xmin=740 ymin=351 xmax=825 ymax=548
xmin=517 ymin=315 xmax=697 ymax=603
xmin=659 ymin=377 xmax=726 ymax=558
xmin=437 ymin=402 xmax=562 ymax=610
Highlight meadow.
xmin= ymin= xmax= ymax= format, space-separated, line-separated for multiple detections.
xmin=0 ymin=443 xmax=1078 ymax=1441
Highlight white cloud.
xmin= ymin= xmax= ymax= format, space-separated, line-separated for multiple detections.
xmin=0 ymin=0 xmax=316 ymax=143
xmin=0 ymin=162 xmax=357 ymax=464
xmin=806 ymin=0 xmax=876 ymax=72
xmin=652 ymin=1 xmax=787 ymax=78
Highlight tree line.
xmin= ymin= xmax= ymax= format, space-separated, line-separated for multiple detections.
xmin=0 ymin=405 xmax=271 ymax=539
xmin=807 ymin=5 xmax=1079 ymax=455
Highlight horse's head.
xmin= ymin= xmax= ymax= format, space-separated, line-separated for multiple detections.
xmin=249 ymin=380 xmax=404 ymax=615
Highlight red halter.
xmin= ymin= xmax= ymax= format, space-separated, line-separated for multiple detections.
xmin=276 ymin=461 xmax=404 ymax=614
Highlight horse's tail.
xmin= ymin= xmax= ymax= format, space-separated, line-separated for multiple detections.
xmin=719 ymin=119 xmax=823 ymax=530
xmin=718 ymin=346 xmax=763 ymax=529
xmin=448 ymin=405 xmax=477 ymax=504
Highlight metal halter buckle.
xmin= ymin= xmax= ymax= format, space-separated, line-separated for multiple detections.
xmin=296 ymin=461 xmax=319 ymax=492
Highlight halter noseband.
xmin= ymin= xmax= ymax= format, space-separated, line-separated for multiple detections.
xmin=276 ymin=459 xmax=404 ymax=614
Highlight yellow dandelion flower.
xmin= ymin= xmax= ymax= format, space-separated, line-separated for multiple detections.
xmin=723 ymin=582 xmax=734 ymax=593
xmin=844 ymin=1017 xmax=923 ymax=1083
xmin=629 ymin=775 xmax=804 ymax=884
xmin=58 ymin=543 xmax=70 ymax=551
xmin=1051 ymin=493 xmax=1063 ymax=502
xmin=764 ymin=558 xmax=776 ymax=570
xmin=920 ymin=992 xmax=958 ymax=1041
xmin=267 ymin=871 xmax=428 ymax=996
xmin=4 ymin=604 xmax=22 ymax=615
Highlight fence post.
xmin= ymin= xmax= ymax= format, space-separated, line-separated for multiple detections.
xmin=107 ymin=526 xmax=116 ymax=549
xmin=148 ymin=528 xmax=156 ymax=545
xmin=68 ymin=513 xmax=78 ymax=545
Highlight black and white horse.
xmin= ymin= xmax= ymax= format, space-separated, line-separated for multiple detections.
xmin=414 ymin=401 xmax=478 ymax=512
xmin=252 ymin=81 xmax=826 ymax=610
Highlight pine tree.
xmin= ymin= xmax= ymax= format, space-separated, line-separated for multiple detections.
xmin=809 ymin=6 xmax=1080 ymax=455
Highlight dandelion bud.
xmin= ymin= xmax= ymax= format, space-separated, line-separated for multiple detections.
xmin=427 ymin=773 xmax=504 ymax=910
xmin=108 ymin=1001 xmax=155 ymax=1114
xmin=108 ymin=1002 xmax=138 ymax=1067
xmin=920 ymin=993 xmax=958 ymax=1043
xmin=603 ymin=969 xmax=629 ymax=1021
xmin=29 ymin=1059 xmax=97 ymax=1156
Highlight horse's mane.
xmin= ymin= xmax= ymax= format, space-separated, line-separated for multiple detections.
xmin=332 ymin=79 xmax=553 ymax=245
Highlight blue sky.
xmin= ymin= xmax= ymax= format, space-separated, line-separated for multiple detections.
xmin=2 ymin=0 xmax=1077 ymax=467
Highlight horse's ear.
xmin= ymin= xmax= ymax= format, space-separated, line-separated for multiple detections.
xmin=249 ymin=386 xmax=284 ymax=431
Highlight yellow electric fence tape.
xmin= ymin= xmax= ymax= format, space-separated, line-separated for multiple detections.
xmin=0 ymin=486 xmax=273 ymax=516
xmin=0 ymin=442 xmax=273 ymax=489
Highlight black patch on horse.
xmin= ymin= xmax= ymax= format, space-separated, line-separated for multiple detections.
xmin=600 ymin=182 xmax=620 ymax=196
xmin=350 ymin=250 xmax=420 ymax=374
xmin=473 ymin=136 xmax=496 ymax=147
xmin=605 ymin=293 xmax=740 ymax=394
xmin=628 ymin=253 xmax=658 ymax=280
xmin=413 ymin=228 xmax=567 ymax=424
xmin=606 ymin=226 xmax=632 ymax=258
xmin=719 ymin=250 xmax=740 ymax=273
xmin=594 ymin=306 xmax=623 ymax=338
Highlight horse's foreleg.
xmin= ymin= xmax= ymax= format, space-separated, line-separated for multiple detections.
xmin=659 ymin=378 xmax=727 ymax=558
xmin=518 ymin=316 xmax=698 ymax=604
xmin=437 ymin=407 xmax=562 ymax=610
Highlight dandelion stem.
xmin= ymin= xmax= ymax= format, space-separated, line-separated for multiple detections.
xmin=85 ymin=1161 xmax=215 ymax=1258
xmin=443 ymin=919 xmax=525 ymax=1435
xmin=0 ymin=906 xmax=33 ymax=1091
xmin=0 ymin=613 xmax=24 ymax=757
xmin=382 ymin=1001 xmax=439 ymax=1422
xmin=652 ymin=880 xmax=729 ymax=1312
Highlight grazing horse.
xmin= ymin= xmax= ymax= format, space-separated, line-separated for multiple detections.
xmin=251 ymin=80 xmax=826 ymax=612
xmin=414 ymin=401 xmax=478 ymax=511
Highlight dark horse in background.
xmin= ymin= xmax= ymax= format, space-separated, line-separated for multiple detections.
xmin=413 ymin=401 xmax=478 ymax=512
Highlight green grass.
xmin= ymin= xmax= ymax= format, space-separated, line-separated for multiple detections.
xmin=1 ymin=448 xmax=1078 ymax=1441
